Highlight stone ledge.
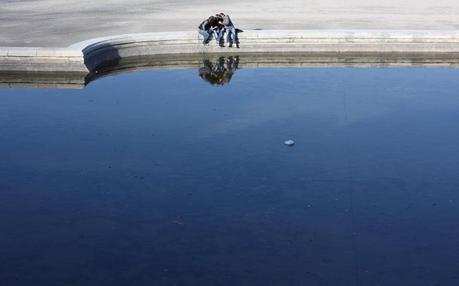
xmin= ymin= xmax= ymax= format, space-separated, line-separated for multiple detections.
xmin=1 ymin=30 xmax=459 ymax=74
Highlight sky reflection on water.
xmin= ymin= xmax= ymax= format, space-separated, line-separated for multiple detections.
xmin=1 ymin=68 xmax=459 ymax=286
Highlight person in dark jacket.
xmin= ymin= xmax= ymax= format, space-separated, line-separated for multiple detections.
xmin=209 ymin=16 xmax=225 ymax=47
xmin=198 ymin=16 xmax=224 ymax=45
xmin=198 ymin=16 xmax=214 ymax=44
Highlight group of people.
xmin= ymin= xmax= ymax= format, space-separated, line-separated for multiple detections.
xmin=198 ymin=13 xmax=240 ymax=48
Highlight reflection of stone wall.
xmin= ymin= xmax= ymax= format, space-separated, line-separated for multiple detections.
xmin=0 ymin=72 xmax=86 ymax=89
xmin=3 ymin=52 xmax=459 ymax=89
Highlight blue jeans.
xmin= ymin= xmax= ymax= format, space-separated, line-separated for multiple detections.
xmin=214 ymin=29 xmax=224 ymax=45
xmin=198 ymin=29 xmax=213 ymax=44
xmin=226 ymin=27 xmax=238 ymax=44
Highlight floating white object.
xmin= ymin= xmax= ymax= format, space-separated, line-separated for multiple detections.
xmin=284 ymin=140 xmax=295 ymax=146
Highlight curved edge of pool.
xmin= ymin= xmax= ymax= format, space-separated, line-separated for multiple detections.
xmin=2 ymin=30 xmax=459 ymax=88
xmin=2 ymin=30 xmax=459 ymax=72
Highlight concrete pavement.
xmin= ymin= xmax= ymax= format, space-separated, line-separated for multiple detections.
xmin=2 ymin=0 xmax=459 ymax=47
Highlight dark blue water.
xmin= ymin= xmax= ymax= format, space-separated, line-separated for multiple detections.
xmin=1 ymin=68 xmax=459 ymax=286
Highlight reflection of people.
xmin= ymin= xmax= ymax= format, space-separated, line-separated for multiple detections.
xmin=198 ymin=56 xmax=240 ymax=86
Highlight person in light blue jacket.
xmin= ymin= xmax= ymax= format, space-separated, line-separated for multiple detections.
xmin=218 ymin=13 xmax=239 ymax=48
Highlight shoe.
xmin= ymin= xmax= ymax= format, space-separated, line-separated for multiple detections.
xmin=228 ymin=43 xmax=233 ymax=48
xmin=236 ymin=43 xmax=240 ymax=48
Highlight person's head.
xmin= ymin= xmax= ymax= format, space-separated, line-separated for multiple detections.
xmin=208 ymin=16 xmax=218 ymax=25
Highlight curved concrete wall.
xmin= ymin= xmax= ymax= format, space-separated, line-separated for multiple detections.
xmin=2 ymin=30 xmax=459 ymax=74
xmin=76 ymin=30 xmax=459 ymax=71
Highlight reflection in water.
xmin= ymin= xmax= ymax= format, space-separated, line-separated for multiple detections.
xmin=198 ymin=56 xmax=239 ymax=85
xmin=2 ymin=69 xmax=459 ymax=285
xmin=5 ymin=53 xmax=459 ymax=89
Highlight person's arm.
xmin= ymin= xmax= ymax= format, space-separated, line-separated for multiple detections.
xmin=198 ymin=20 xmax=207 ymax=30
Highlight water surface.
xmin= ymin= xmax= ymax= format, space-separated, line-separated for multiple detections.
xmin=1 ymin=68 xmax=459 ymax=286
